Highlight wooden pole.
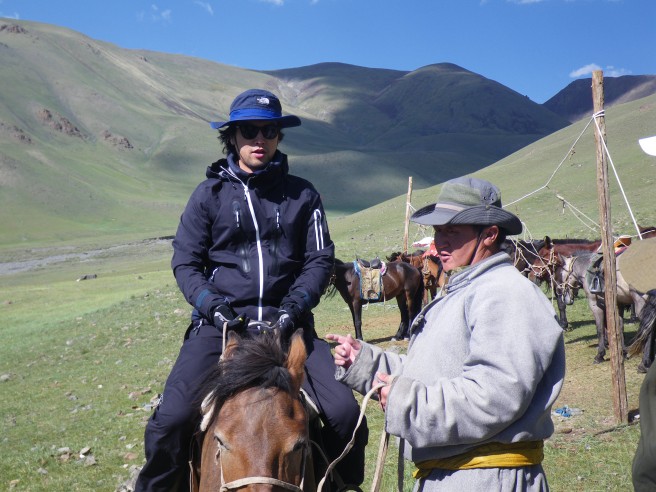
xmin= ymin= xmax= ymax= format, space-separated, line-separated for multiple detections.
xmin=592 ymin=70 xmax=628 ymax=424
xmin=403 ymin=177 xmax=413 ymax=254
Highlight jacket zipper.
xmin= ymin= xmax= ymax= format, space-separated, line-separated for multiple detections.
xmin=242 ymin=182 xmax=265 ymax=321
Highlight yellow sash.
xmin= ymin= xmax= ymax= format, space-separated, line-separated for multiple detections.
xmin=413 ymin=440 xmax=544 ymax=479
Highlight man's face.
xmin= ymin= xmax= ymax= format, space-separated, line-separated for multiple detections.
xmin=433 ymin=224 xmax=483 ymax=272
xmin=231 ymin=120 xmax=280 ymax=173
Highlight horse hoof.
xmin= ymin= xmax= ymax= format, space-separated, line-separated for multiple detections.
xmin=638 ymin=364 xmax=648 ymax=374
xmin=391 ymin=337 xmax=398 ymax=342
xmin=593 ymin=356 xmax=605 ymax=364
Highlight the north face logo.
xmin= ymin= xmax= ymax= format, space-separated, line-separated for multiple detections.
xmin=256 ymin=96 xmax=270 ymax=106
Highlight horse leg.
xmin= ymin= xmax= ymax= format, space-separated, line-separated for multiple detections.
xmin=591 ymin=299 xmax=607 ymax=364
xmin=556 ymin=292 xmax=569 ymax=330
xmin=354 ymin=303 xmax=364 ymax=341
xmin=629 ymin=302 xmax=639 ymax=323
xmin=347 ymin=301 xmax=364 ymax=341
xmin=392 ymin=295 xmax=409 ymax=341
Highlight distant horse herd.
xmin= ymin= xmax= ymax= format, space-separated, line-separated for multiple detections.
xmin=326 ymin=225 xmax=656 ymax=372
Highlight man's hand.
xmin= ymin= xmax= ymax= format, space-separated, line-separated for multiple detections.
xmin=376 ymin=372 xmax=392 ymax=411
xmin=273 ymin=309 xmax=295 ymax=341
xmin=225 ymin=314 xmax=249 ymax=332
xmin=325 ymin=333 xmax=361 ymax=370
xmin=212 ymin=303 xmax=237 ymax=325
xmin=212 ymin=303 xmax=249 ymax=332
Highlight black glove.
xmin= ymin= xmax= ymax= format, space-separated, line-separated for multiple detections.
xmin=273 ymin=311 xmax=295 ymax=341
xmin=225 ymin=313 xmax=249 ymax=332
xmin=212 ymin=303 xmax=237 ymax=325
xmin=213 ymin=303 xmax=249 ymax=332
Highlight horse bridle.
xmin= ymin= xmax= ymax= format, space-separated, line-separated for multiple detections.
xmin=551 ymin=255 xmax=581 ymax=300
xmin=212 ymin=320 xmax=309 ymax=492
xmin=215 ymin=446 xmax=308 ymax=492
xmin=212 ymin=396 xmax=310 ymax=492
xmin=510 ymin=239 xmax=542 ymax=275
xmin=530 ymin=250 xmax=556 ymax=283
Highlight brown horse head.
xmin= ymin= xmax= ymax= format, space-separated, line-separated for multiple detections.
xmin=197 ymin=330 xmax=309 ymax=491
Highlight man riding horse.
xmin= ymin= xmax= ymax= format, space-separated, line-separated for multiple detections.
xmin=135 ymin=89 xmax=367 ymax=491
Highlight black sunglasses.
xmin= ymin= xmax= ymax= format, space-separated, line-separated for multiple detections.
xmin=237 ymin=124 xmax=280 ymax=140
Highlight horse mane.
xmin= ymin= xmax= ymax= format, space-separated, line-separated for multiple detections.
xmin=198 ymin=331 xmax=292 ymax=430
xmin=387 ymin=252 xmax=403 ymax=262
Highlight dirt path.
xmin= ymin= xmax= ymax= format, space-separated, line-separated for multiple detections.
xmin=0 ymin=238 xmax=173 ymax=276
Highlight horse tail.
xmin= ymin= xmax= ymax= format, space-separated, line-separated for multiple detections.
xmin=629 ymin=290 xmax=656 ymax=359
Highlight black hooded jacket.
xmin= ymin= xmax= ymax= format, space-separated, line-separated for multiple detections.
xmin=171 ymin=150 xmax=334 ymax=325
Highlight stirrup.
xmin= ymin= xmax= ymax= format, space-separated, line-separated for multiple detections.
xmin=590 ymin=276 xmax=603 ymax=293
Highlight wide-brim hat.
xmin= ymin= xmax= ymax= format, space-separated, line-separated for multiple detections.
xmin=210 ymin=89 xmax=301 ymax=129
xmin=410 ymin=176 xmax=523 ymax=236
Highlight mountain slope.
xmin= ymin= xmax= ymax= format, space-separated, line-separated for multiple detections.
xmin=544 ymin=75 xmax=656 ymax=123
xmin=0 ymin=19 xmax=607 ymax=249
xmin=328 ymin=92 xmax=656 ymax=260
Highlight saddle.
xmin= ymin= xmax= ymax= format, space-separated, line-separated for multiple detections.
xmin=356 ymin=257 xmax=382 ymax=269
xmin=586 ymin=247 xmax=630 ymax=294
xmin=587 ymin=253 xmax=604 ymax=294
xmin=354 ymin=258 xmax=386 ymax=301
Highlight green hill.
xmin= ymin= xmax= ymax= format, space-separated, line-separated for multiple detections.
xmin=0 ymin=19 xmax=572 ymax=249
xmin=329 ymin=92 xmax=656 ymax=259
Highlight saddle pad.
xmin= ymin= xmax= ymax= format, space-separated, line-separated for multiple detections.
xmin=618 ymin=237 xmax=656 ymax=293
xmin=360 ymin=267 xmax=382 ymax=300
xmin=354 ymin=260 xmax=383 ymax=300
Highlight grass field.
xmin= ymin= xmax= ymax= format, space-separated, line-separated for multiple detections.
xmin=0 ymin=242 xmax=646 ymax=491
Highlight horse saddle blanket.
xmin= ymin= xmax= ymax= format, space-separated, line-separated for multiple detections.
xmin=354 ymin=260 xmax=386 ymax=301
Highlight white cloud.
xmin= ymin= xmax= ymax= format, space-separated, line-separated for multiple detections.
xmin=150 ymin=4 xmax=172 ymax=23
xmin=194 ymin=1 xmax=214 ymax=15
xmin=570 ymin=63 xmax=632 ymax=78
xmin=508 ymin=0 xmax=545 ymax=4
xmin=260 ymin=0 xmax=285 ymax=5
xmin=569 ymin=63 xmax=602 ymax=78
xmin=0 ymin=11 xmax=20 ymax=19
xmin=604 ymin=65 xmax=632 ymax=77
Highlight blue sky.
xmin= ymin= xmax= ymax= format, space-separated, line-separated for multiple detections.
xmin=1 ymin=0 xmax=653 ymax=103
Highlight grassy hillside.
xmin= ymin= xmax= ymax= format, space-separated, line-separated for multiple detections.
xmin=0 ymin=19 xmax=571 ymax=249
xmin=329 ymin=92 xmax=656 ymax=262
xmin=0 ymin=239 xmax=646 ymax=491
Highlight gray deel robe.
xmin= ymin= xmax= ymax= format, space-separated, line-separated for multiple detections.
xmin=337 ymin=253 xmax=566 ymax=490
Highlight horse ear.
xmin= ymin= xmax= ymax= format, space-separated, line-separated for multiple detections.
xmin=223 ymin=331 xmax=241 ymax=359
xmin=285 ymin=329 xmax=307 ymax=394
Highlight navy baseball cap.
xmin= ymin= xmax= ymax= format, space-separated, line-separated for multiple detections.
xmin=210 ymin=89 xmax=302 ymax=129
